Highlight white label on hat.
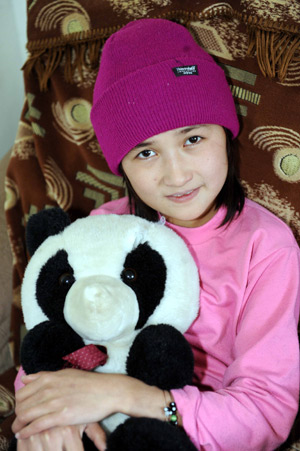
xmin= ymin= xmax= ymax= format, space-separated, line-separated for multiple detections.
xmin=172 ymin=65 xmax=199 ymax=77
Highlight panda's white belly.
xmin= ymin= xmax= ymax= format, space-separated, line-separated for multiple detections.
xmin=93 ymin=337 xmax=138 ymax=374
xmin=89 ymin=335 xmax=140 ymax=432
xmin=101 ymin=412 xmax=129 ymax=434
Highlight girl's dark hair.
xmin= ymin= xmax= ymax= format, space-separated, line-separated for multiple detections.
xmin=215 ymin=128 xmax=245 ymax=226
xmin=119 ymin=128 xmax=245 ymax=227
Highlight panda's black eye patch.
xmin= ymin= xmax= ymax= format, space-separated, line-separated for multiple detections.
xmin=36 ymin=250 xmax=74 ymax=322
xmin=121 ymin=268 xmax=137 ymax=282
xmin=121 ymin=243 xmax=166 ymax=329
xmin=59 ymin=273 xmax=75 ymax=286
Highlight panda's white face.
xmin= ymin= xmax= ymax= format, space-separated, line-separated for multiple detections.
xmin=64 ymin=274 xmax=140 ymax=343
xmin=22 ymin=214 xmax=200 ymax=350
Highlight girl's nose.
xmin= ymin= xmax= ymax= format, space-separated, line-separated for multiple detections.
xmin=163 ymin=155 xmax=193 ymax=187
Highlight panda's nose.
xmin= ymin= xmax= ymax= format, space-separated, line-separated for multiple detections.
xmin=63 ymin=275 xmax=139 ymax=342
xmin=69 ymin=275 xmax=129 ymax=316
xmin=84 ymin=283 xmax=113 ymax=310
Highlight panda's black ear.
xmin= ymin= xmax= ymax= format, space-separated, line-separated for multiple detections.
xmin=26 ymin=207 xmax=71 ymax=256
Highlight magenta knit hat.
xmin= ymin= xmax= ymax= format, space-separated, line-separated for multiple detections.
xmin=90 ymin=18 xmax=239 ymax=175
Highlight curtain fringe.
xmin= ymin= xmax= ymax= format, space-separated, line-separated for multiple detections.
xmin=23 ymin=31 xmax=109 ymax=91
xmin=246 ymin=25 xmax=300 ymax=82
xmin=23 ymin=9 xmax=300 ymax=91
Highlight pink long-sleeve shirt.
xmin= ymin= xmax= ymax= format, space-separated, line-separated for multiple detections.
xmin=91 ymin=197 xmax=300 ymax=450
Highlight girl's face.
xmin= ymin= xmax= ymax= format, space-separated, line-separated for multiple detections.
xmin=122 ymin=124 xmax=228 ymax=228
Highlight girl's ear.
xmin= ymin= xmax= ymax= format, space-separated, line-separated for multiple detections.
xmin=26 ymin=207 xmax=71 ymax=256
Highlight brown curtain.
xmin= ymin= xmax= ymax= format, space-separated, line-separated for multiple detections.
xmin=6 ymin=0 xmax=300 ymax=359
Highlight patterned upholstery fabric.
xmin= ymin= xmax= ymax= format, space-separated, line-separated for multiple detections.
xmin=3 ymin=1 xmax=299 ymax=448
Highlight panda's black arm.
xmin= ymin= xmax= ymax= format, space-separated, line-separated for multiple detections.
xmin=126 ymin=324 xmax=194 ymax=390
xmin=21 ymin=320 xmax=84 ymax=374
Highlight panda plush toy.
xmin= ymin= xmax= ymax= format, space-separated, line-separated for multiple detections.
xmin=14 ymin=208 xmax=200 ymax=451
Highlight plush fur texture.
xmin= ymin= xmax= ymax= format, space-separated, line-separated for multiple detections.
xmin=25 ymin=207 xmax=71 ymax=256
xmin=17 ymin=208 xmax=200 ymax=450
xmin=127 ymin=324 xmax=194 ymax=389
xmin=107 ymin=417 xmax=198 ymax=451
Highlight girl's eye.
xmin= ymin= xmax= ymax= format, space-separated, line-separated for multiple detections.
xmin=137 ymin=149 xmax=156 ymax=159
xmin=185 ymin=136 xmax=201 ymax=146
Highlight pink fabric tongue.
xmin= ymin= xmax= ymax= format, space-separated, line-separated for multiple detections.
xmin=62 ymin=344 xmax=107 ymax=370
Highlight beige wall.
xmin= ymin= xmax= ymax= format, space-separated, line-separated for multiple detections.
xmin=0 ymin=0 xmax=27 ymax=159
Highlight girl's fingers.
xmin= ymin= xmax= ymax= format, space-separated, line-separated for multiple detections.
xmin=16 ymin=372 xmax=51 ymax=402
xmin=13 ymin=394 xmax=63 ymax=434
xmin=15 ymin=391 xmax=55 ymax=422
xmin=22 ymin=373 xmax=42 ymax=384
xmin=85 ymin=423 xmax=107 ymax=451
xmin=17 ymin=435 xmax=42 ymax=451
xmin=16 ymin=412 xmax=67 ymax=440
xmin=12 ymin=417 xmax=24 ymax=434
xmin=61 ymin=425 xmax=85 ymax=451
xmin=17 ymin=425 xmax=86 ymax=451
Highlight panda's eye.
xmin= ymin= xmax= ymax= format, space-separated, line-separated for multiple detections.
xmin=122 ymin=268 xmax=137 ymax=282
xmin=58 ymin=272 xmax=75 ymax=286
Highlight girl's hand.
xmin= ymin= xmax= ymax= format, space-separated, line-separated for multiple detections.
xmin=12 ymin=368 xmax=167 ymax=440
xmin=16 ymin=422 xmax=106 ymax=451
xmin=12 ymin=369 xmax=122 ymax=439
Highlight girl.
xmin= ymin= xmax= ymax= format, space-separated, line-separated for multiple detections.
xmin=13 ymin=18 xmax=300 ymax=450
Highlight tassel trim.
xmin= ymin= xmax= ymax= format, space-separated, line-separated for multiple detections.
xmin=23 ymin=8 xmax=300 ymax=91
xmin=23 ymin=27 xmax=116 ymax=91
xmin=240 ymin=14 xmax=300 ymax=82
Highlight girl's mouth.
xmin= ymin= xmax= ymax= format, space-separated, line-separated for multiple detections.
xmin=167 ymin=188 xmax=199 ymax=203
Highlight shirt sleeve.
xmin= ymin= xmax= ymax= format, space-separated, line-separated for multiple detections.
xmin=172 ymin=245 xmax=300 ymax=450
xmin=14 ymin=366 xmax=26 ymax=391
xmin=89 ymin=197 xmax=130 ymax=216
